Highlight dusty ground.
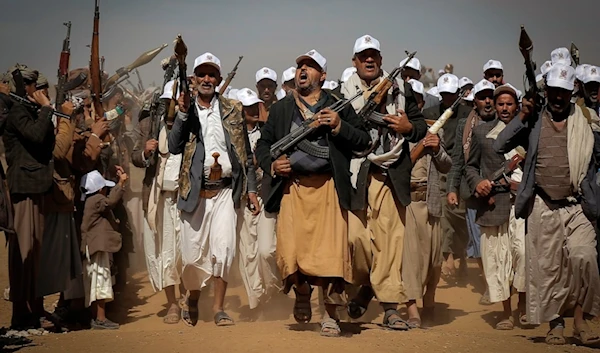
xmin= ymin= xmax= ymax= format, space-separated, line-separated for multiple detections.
xmin=1 ymin=241 xmax=599 ymax=353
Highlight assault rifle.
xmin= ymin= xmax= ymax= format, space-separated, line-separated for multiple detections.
xmin=219 ymin=56 xmax=243 ymax=95
xmin=410 ymin=89 xmax=467 ymax=164
xmin=475 ymin=153 xmax=525 ymax=203
xmin=55 ymin=21 xmax=72 ymax=114
xmin=358 ymin=50 xmax=417 ymax=126
xmin=570 ymin=43 xmax=580 ymax=66
xmin=270 ymin=90 xmax=363 ymax=159
xmin=519 ymin=26 xmax=545 ymax=110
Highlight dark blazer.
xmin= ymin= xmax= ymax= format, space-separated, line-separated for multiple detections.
xmin=352 ymin=83 xmax=428 ymax=209
xmin=493 ymin=104 xmax=600 ymax=221
xmin=255 ymin=91 xmax=371 ymax=213
xmin=3 ymin=103 xmax=55 ymax=196
xmin=168 ymin=95 xmax=257 ymax=213
xmin=465 ymin=119 xmax=512 ymax=227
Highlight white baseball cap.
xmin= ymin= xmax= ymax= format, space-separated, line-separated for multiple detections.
xmin=80 ymin=170 xmax=115 ymax=199
xmin=276 ymin=88 xmax=286 ymax=100
xmin=483 ymin=59 xmax=503 ymax=73
xmin=546 ymin=64 xmax=575 ymax=91
xmin=193 ymin=52 xmax=221 ymax=72
xmin=536 ymin=73 xmax=544 ymax=84
xmin=576 ymin=64 xmax=590 ymax=81
xmin=472 ymin=79 xmax=495 ymax=96
xmin=237 ymin=88 xmax=263 ymax=107
xmin=551 ymin=47 xmax=572 ymax=66
xmin=256 ymin=67 xmax=277 ymax=84
xmin=322 ymin=80 xmax=339 ymax=90
xmin=437 ymin=74 xmax=459 ymax=94
xmin=399 ymin=57 xmax=421 ymax=71
xmin=281 ymin=67 xmax=296 ymax=84
xmin=408 ymin=79 xmax=424 ymax=96
xmin=340 ymin=67 xmax=356 ymax=83
xmin=459 ymin=77 xmax=474 ymax=89
xmin=353 ymin=34 xmax=380 ymax=55
xmin=227 ymin=88 xmax=239 ymax=100
xmin=296 ymin=49 xmax=327 ymax=72
xmin=464 ymin=91 xmax=474 ymax=102
xmin=159 ymin=80 xmax=180 ymax=100
xmin=427 ymin=86 xmax=441 ymax=100
xmin=583 ymin=66 xmax=600 ymax=84
xmin=540 ymin=60 xmax=553 ymax=76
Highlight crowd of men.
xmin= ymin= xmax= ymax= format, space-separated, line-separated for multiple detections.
xmin=1 ymin=33 xmax=600 ymax=346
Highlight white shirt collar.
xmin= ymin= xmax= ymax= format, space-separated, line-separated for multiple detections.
xmin=195 ymin=95 xmax=218 ymax=111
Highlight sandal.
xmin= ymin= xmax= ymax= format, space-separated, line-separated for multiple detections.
xmin=163 ymin=305 xmax=181 ymax=325
xmin=347 ymin=286 xmax=373 ymax=320
xmin=574 ymin=326 xmax=600 ymax=347
xmin=293 ymin=285 xmax=313 ymax=324
xmin=320 ymin=318 xmax=341 ymax=337
xmin=181 ymin=298 xmax=199 ymax=327
xmin=214 ymin=311 xmax=235 ymax=326
xmin=545 ymin=324 xmax=566 ymax=345
xmin=495 ymin=317 xmax=514 ymax=330
xmin=407 ymin=317 xmax=421 ymax=329
xmin=383 ymin=309 xmax=410 ymax=331
xmin=519 ymin=313 xmax=533 ymax=328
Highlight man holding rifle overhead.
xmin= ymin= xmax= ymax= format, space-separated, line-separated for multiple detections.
xmin=255 ymin=49 xmax=369 ymax=337
xmin=340 ymin=35 xmax=427 ymax=330
xmin=494 ymin=64 xmax=600 ymax=346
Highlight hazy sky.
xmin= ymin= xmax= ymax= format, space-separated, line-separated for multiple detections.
xmin=1 ymin=0 xmax=599 ymax=93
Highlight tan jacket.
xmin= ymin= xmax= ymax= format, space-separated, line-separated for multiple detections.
xmin=80 ymin=184 xmax=125 ymax=256
xmin=46 ymin=115 xmax=104 ymax=213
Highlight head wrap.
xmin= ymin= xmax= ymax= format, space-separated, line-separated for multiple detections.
xmin=0 ymin=64 xmax=39 ymax=93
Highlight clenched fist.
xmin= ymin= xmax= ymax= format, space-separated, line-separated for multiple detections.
xmin=144 ymin=139 xmax=159 ymax=158
xmin=271 ymin=155 xmax=291 ymax=177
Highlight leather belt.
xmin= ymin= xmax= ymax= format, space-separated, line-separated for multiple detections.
xmin=534 ymin=186 xmax=579 ymax=208
xmin=199 ymin=177 xmax=231 ymax=199
xmin=410 ymin=182 xmax=428 ymax=192
xmin=411 ymin=190 xmax=427 ymax=202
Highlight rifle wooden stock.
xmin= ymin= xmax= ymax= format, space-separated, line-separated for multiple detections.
xmin=409 ymin=92 xmax=466 ymax=164
xmin=90 ymin=1 xmax=103 ymax=120
xmin=56 ymin=22 xmax=71 ymax=114
xmin=219 ymin=56 xmax=243 ymax=95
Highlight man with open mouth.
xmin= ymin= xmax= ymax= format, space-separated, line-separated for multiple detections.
xmin=254 ymin=49 xmax=370 ymax=337
xmin=340 ymin=34 xmax=427 ymax=330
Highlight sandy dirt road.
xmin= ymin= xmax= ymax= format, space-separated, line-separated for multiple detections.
xmin=0 ymin=239 xmax=598 ymax=353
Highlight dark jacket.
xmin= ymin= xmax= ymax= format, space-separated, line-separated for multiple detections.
xmin=465 ymin=119 xmax=512 ymax=227
xmin=255 ymin=92 xmax=371 ymax=213
xmin=352 ymin=83 xmax=428 ymax=209
xmin=0 ymin=93 xmax=11 ymax=135
xmin=493 ymin=104 xmax=600 ymax=221
xmin=168 ymin=95 xmax=257 ymax=213
xmin=131 ymin=114 xmax=161 ymax=214
xmin=3 ymin=103 xmax=55 ymax=196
